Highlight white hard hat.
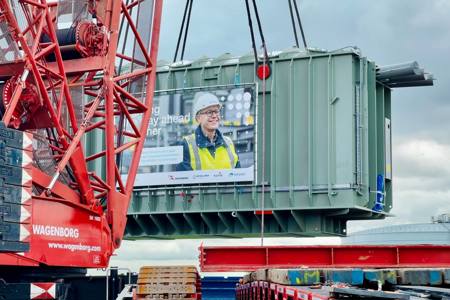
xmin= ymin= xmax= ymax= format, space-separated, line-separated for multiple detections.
xmin=193 ymin=92 xmax=221 ymax=116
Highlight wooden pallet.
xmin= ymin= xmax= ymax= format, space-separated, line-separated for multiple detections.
xmin=139 ymin=266 xmax=198 ymax=274
xmin=137 ymin=284 xmax=196 ymax=294
xmin=135 ymin=294 xmax=200 ymax=300
xmin=136 ymin=265 xmax=201 ymax=299
xmin=138 ymin=278 xmax=198 ymax=284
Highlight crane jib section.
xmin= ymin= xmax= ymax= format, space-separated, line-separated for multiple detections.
xmin=0 ymin=0 xmax=163 ymax=269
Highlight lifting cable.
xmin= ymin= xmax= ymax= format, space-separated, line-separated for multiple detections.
xmin=244 ymin=0 xmax=269 ymax=246
xmin=287 ymin=0 xmax=308 ymax=49
xmin=244 ymin=0 xmax=269 ymax=68
xmin=173 ymin=0 xmax=194 ymax=62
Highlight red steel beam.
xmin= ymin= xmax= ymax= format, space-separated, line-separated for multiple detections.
xmin=199 ymin=245 xmax=450 ymax=272
xmin=0 ymin=61 xmax=25 ymax=79
xmin=46 ymin=56 xmax=105 ymax=74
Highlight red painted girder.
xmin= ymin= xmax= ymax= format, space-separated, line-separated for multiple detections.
xmin=47 ymin=56 xmax=105 ymax=74
xmin=0 ymin=254 xmax=40 ymax=267
xmin=0 ymin=61 xmax=25 ymax=79
xmin=199 ymin=245 xmax=450 ymax=272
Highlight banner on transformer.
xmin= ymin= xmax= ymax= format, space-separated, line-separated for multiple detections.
xmin=123 ymin=84 xmax=256 ymax=186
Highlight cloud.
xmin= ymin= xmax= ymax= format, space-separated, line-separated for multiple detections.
xmin=394 ymin=138 xmax=450 ymax=179
xmin=390 ymin=138 xmax=450 ymax=223
xmin=113 ymin=240 xmax=199 ymax=261
xmin=348 ymin=138 xmax=450 ymax=232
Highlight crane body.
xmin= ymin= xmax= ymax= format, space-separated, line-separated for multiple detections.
xmin=0 ymin=0 xmax=163 ymax=275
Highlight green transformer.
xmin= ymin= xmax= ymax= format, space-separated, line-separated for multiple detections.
xmin=124 ymin=48 xmax=393 ymax=239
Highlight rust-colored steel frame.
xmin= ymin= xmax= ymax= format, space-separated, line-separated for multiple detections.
xmin=199 ymin=245 xmax=450 ymax=272
xmin=0 ymin=0 xmax=162 ymax=249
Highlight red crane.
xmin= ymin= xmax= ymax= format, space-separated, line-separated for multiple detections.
xmin=0 ymin=0 xmax=162 ymax=269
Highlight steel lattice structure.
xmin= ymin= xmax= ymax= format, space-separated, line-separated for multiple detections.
xmin=0 ymin=0 xmax=162 ymax=268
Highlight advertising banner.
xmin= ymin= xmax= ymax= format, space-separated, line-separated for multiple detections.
xmin=123 ymin=84 xmax=256 ymax=186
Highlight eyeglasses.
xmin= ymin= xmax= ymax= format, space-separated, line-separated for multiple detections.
xmin=199 ymin=109 xmax=221 ymax=117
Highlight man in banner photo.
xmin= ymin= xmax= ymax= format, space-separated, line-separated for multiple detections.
xmin=176 ymin=92 xmax=241 ymax=171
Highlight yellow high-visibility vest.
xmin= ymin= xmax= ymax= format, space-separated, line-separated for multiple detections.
xmin=184 ymin=134 xmax=238 ymax=170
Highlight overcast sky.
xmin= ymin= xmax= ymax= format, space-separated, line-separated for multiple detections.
xmin=107 ymin=0 xmax=450 ymax=273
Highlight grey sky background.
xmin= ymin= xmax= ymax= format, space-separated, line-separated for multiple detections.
xmin=107 ymin=0 xmax=450 ymax=272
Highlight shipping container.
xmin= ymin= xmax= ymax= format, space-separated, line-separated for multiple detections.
xmin=121 ymin=47 xmax=393 ymax=238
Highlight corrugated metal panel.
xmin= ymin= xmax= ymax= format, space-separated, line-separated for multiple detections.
xmin=124 ymin=47 xmax=393 ymax=238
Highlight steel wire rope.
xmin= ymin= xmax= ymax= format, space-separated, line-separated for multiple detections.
xmin=288 ymin=0 xmax=300 ymax=48
xmin=116 ymin=0 xmax=134 ymax=174
xmin=173 ymin=0 xmax=194 ymax=62
xmin=244 ymin=0 xmax=259 ymax=65
xmin=173 ymin=0 xmax=190 ymax=62
xmin=116 ymin=0 xmax=132 ymax=174
xmin=117 ymin=0 xmax=132 ymax=73
xmin=292 ymin=0 xmax=308 ymax=48
xmin=180 ymin=0 xmax=194 ymax=61
xmin=260 ymin=56 xmax=268 ymax=247
xmin=250 ymin=0 xmax=269 ymax=60
xmin=244 ymin=0 xmax=270 ymax=246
